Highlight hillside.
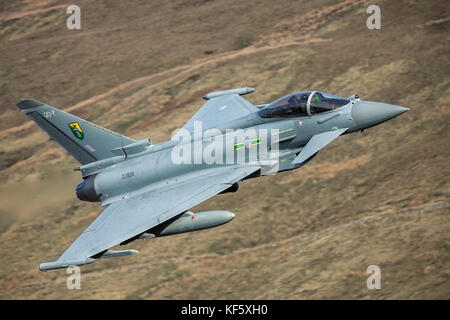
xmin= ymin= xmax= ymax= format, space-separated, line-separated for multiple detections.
xmin=0 ymin=0 xmax=449 ymax=299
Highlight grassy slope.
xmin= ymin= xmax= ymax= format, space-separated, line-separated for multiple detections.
xmin=0 ymin=0 xmax=449 ymax=299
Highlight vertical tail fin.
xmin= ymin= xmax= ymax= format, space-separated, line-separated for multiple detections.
xmin=17 ymin=99 xmax=134 ymax=165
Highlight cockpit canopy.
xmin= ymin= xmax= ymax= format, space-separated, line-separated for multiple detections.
xmin=258 ymin=91 xmax=350 ymax=118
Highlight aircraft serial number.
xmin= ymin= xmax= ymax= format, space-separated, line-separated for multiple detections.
xmin=42 ymin=110 xmax=55 ymax=118
xmin=122 ymin=171 xmax=134 ymax=180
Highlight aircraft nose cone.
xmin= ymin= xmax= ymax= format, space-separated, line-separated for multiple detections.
xmin=352 ymin=101 xmax=409 ymax=129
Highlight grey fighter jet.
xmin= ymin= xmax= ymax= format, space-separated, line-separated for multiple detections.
xmin=16 ymin=87 xmax=408 ymax=271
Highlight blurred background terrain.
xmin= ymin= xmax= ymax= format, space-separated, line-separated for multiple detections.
xmin=0 ymin=0 xmax=449 ymax=299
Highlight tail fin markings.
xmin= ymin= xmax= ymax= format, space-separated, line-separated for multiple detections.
xmin=17 ymin=99 xmax=135 ymax=165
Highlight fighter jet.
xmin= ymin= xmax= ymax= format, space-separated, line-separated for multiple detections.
xmin=16 ymin=87 xmax=408 ymax=271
